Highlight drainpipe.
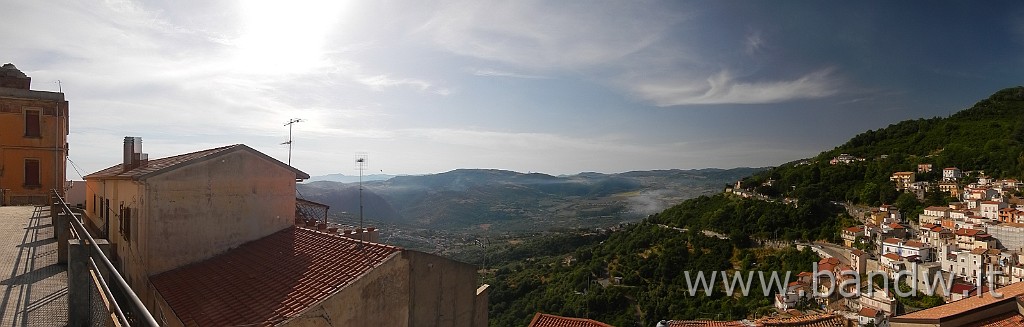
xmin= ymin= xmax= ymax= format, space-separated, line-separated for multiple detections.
xmin=54 ymin=99 xmax=59 ymax=199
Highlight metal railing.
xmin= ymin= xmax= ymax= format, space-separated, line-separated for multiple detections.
xmin=52 ymin=190 xmax=159 ymax=327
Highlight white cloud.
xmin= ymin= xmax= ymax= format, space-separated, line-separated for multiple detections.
xmin=417 ymin=0 xmax=682 ymax=70
xmin=745 ymin=31 xmax=765 ymax=55
xmin=629 ymin=68 xmax=841 ymax=106
xmin=471 ymin=69 xmax=549 ymax=79
xmin=356 ymin=74 xmax=447 ymax=95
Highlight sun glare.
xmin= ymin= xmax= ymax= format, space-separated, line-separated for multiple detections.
xmin=233 ymin=0 xmax=349 ymax=75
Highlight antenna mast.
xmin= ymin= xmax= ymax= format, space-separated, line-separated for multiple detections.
xmin=355 ymin=153 xmax=368 ymax=232
xmin=282 ymin=118 xmax=303 ymax=166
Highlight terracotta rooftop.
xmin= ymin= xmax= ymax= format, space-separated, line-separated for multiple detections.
xmin=882 ymin=238 xmax=902 ymax=245
xmin=818 ymin=257 xmax=840 ymax=266
xmin=974 ymin=311 xmax=1024 ymax=327
xmin=529 ymin=313 xmax=615 ymax=327
xmin=756 ymin=313 xmax=845 ymax=327
xmin=903 ymin=240 xmax=927 ymax=248
xmin=893 ymin=282 xmax=1024 ymax=321
xmin=843 ymin=226 xmax=864 ymax=233
xmin=151 ymin=227 xmax=401 ymax=326
xmin=882 ymin=253 xmax=902 ymax=261
xmin=955 ymin=228 xmax=981 ymax=236
xmin=84 ymin=144 xmax=310 ymax=180
xmin=858 ymin=307 xmax=878 ymax=317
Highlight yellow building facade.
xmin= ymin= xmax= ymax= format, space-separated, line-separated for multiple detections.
xmin=0 ymin=63 xmax=68 ymax=205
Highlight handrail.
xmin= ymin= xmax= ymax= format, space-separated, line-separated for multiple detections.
xmin=52 ymin=190 xmax=159 ymax=327
xmin=89 ymin=257 xmax=131 ymax=327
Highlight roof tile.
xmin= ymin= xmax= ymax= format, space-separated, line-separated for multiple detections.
xmin=893 ymin=282 xmax=1024 ymax=321
xmin=151 ymin=227 xmax=401 ymax=326
xmin=529 ymin=313 xmax=615 ymax=327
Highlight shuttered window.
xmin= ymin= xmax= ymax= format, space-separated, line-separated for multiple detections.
xmin=24 ymin=110 xmax=40 ymax=137
xmin=23 ymin=159 xmax=40 ymax=187
xmin=120 ymin=204 xmax=132 ymax=242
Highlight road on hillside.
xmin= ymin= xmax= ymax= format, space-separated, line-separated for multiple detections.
xmin=657 ymin=224 xmax=730 ymax=240
xmin=812 ymin=242 xmax=851 ymax=266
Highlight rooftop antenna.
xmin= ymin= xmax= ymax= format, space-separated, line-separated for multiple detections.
xmin=282 ymin=118 xmax=303 ymax=166
xmin=355 ymin=153 xmax=368 ymax=233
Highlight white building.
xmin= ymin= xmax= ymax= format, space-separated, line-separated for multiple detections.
xmin=943 ymin=167 xmax=962 ymax=181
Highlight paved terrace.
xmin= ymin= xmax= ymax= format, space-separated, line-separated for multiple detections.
xmin=0 ymin=206 xmax=68 ymax=326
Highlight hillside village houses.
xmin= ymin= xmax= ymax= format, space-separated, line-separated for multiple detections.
xmin=733 ymin=160 xmax=1024 ymax=325
xmin=82 ymin=137 xmax=488 ymax=326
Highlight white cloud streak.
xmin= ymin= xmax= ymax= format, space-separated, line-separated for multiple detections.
xmin=629 ymin=68 xmax=841 ymax=106
xmin=470 ymin=69 xmax=549 ymax=79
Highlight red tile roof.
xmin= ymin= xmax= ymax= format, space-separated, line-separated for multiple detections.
xmin=818 ymin=257 xmax=840 ymax=266
xmin=974 ymin=311 xmax=1024 ymax=327
xmin=955 ymin=228 xmax=981 ymax=236
xmin=529 ymin=313 xmax=615 ymax=327
xmin=893 ymin=282 xmax=1024 ymax=321
xmin=843 ymin=226 xmax=864 ymax=233
xmin=151 ymin=227 xmax=401 ymax=326
xmin=858 ymin=307 xmax=878 ymax=317
xmin=84 ymin=144 xmax=309 ymax=180
xmin=903 ymin=240 xmax=927 ymax=248
xmin=882 ymin=253 xmax=902 ymax=261
xmin=756 ymin=313 xmax=846 ymax=327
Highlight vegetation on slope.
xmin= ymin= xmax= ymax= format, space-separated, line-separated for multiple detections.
xmin=487 ymin=87 xmax=1024 ymax=326
xmin=746 ymin=86 xmax=1024 ymax=215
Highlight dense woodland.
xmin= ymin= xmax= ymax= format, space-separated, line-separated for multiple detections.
xmin=486 ymin=87 xmax=1024 ymax=326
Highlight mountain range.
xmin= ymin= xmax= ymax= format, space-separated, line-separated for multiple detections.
xmin=296 ymin=168 xmax=763 ymax=231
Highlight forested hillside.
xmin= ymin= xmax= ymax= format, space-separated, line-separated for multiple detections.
xmin=743 ymin=86 xmax=1024 ymax=218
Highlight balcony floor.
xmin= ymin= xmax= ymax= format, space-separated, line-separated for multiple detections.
xmin=0 ymin=206 xmax=68 ymax=326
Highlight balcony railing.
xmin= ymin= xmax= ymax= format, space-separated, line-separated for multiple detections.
xmin=52 ymin=190 xmax=159 ymax=327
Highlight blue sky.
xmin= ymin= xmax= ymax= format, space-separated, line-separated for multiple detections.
xmin=3 ymin=1 xmax=1024 ymax=177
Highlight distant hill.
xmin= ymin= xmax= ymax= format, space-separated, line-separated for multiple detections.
xmin=297 ymin=168 xmax=763 ymax=231
xmin=305 ymin=173 xmax=397 ymax=183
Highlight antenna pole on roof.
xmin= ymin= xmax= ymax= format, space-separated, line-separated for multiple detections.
xmin=282 ymin=118 xmax=303 ymax=166
xmin=355 ymin=153 xmax=368 ymax=237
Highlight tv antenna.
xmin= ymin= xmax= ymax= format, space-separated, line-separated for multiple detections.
xmin=282 ymin=118 xmax=303 ymax=166
xmin=355 ymin=153 xmax=368 ymax=232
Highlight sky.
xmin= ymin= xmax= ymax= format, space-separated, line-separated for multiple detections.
xmin=3 ymin=1 xmax=1024 ymax=177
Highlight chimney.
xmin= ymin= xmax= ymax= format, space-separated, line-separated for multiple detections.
xmin=123 ymin=137 xmax=134 ymax=172
xmin=122 ymin=137 xmax=147 ymax=172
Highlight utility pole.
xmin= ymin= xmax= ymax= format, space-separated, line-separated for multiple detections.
xmin=282 ymin=118 xmax=303 ymax=166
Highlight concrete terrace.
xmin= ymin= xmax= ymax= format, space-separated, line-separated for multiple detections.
xmin=0 ymin=206 xmax=68 ymax=326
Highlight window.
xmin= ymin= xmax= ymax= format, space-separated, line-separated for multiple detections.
xmin=24 ymin=109 xmax=40 ymax=137
xmin=119 ymin=203 xmax=132 ymax=242
xmin=23 ymin=159 xmax=40 ymax=187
